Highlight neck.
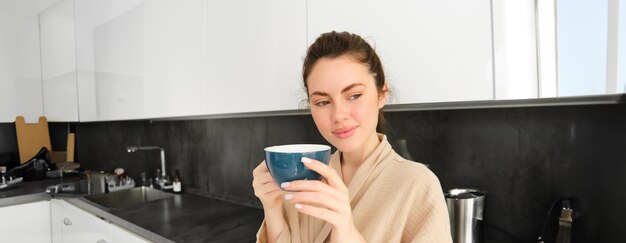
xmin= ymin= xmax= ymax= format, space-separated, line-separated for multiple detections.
xmin=340 ymin=133 xmax=381 ymax=183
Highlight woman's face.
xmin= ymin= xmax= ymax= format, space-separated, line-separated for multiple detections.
xmin=307 ymin=55 xmax=386 ymax=153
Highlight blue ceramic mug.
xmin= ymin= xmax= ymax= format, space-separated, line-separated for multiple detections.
xmin=264 ymin=144 xmax=331 ymax=188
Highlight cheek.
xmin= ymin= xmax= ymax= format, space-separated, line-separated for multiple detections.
xmin=311 ymin=109 xmax=330 ymax=130
xmin=351 ymin=101 xmax=378 ymax=124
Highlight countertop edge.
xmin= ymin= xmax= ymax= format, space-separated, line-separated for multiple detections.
xmin=0 ymin=192 xmax=50 ymax=207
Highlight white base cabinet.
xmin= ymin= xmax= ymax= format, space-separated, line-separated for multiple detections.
xmin=0 ymin=201 xmax=52 ymax=243
xmin=51 ymin=199 xmax=150 ymax=243
xmin=51 ymin=199 xmax=111 ymax=243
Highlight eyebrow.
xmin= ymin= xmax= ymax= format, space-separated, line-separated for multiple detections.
xmin=310 ymin=83 xmax=366 ymax=97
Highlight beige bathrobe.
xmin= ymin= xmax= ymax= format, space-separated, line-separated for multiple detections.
xmin=257 ymin=135 xmax=452 ymax=243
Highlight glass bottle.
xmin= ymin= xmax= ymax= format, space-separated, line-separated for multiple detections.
xmin=173 ymin=169 xmax=182 ymax=193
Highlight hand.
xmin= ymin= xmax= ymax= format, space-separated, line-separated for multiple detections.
xmin=252 ymin=161 xmax=284 ymax=210
xmin=281 ymin=157 xmax=365 ymax=242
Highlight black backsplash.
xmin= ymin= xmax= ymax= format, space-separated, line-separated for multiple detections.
xmin=1 ymin=103 xmax=624 ymax=242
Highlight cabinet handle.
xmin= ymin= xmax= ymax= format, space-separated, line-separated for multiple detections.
xmin=63 ymin=217 xmax=72 ymax=226
xmin=97 ymin=240 xmax=108 ymax=243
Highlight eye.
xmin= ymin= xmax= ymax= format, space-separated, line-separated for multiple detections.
xmin=315 ymin=100 xmax=331 ymax=107
xmin=348 ymin=94 xmax=362 ymax=100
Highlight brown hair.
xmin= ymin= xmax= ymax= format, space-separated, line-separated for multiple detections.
xmin=302 ymin=31 xmax=388 ymax=133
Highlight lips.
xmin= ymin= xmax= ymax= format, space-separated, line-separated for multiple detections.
xmin=332 ymin=126 xmax=357 ymax=139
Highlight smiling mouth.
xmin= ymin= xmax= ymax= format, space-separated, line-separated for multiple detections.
xmin=332 ymin=126 xmax=357 ymax=139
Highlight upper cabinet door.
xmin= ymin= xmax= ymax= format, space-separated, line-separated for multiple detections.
xmin=492 ymin=0 xmax=539 ymax=100
xmin=75 ymin=0 xmax=208 ymax=121
xmin=0 ymin=10 xmax=43 ymax=122
xmin=308 ymin=0 xmax=493 ymax=104
xmin=206 ymin=0 xmax=308 ymax=114
xmin=75 ymin=0 xmax=146 ymax=121
xmin=143 ymin=0 xmax=209 ymax=118
xmin=40 ymin=0 xmax=79 ymax=121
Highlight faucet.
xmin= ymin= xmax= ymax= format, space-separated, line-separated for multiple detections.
xmin=126 ymin=146 xmax=168 ymax=187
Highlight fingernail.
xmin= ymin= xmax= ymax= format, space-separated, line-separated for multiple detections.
xmin=295 ymin=203 xmax=303 ymax=209
xmin=280 ymin=182 xmax=290 ymax=188
xmin=301 ymin=157 xmax=312 ymax=164
xmin=284 ymin=194 xmax=294 ymax=200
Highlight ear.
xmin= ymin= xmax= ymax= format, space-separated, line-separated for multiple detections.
xmin=378 ymin=83 xmax=388 ymax=109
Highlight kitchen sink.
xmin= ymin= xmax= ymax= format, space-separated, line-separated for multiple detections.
xmin=84 ymin=186 xmax=173 ymax=209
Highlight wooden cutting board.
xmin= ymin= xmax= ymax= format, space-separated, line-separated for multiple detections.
xmin=66 ymin=132 xmax=75 ymax=162
xmin=15 ymin=116 xmax=52 ymax=163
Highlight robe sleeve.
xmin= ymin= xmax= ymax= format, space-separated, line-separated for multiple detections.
xmin=405 ymin=170 xmax=453 ymax=243
xmin=256 ymin=219 xmax=292 ymax=243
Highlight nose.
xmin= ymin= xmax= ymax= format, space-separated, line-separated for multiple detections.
xmin=332 ymin=100 xmax=350 ymax=122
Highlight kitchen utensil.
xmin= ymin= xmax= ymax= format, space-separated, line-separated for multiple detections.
xmin=264 ymin=144 xmax=330 ymax=188
xmin=446 ymin=188 xmax=486 ymax=243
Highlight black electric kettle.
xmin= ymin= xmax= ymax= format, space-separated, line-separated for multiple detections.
xmin=4 ymin=147 xmax=54 ymax=181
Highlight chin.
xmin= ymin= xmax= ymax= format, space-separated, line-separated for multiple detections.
xmin=326 ymin=135 xmax=362 ymax=154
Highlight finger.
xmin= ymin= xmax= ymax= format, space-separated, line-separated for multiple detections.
xmin=301 ymin=157 xmax=346 ymax=191
xmin=282 ymin=180 xmax=347 ymax=202
xmin=252 ymin=160 xmax=269 ymax=175
xmin=293 ymin=203 xmax=340 ymax=226
xmin=264 ymin=187 xmax=285 ymax=199
xmin=256 ymin=180 xmax=282 ymax=196
xmin=285 ymin=191 xmax=348 ymax=213
xmin=254 ymin=173 xmax=279 ymax=189
xmin=253 ymin=171 xmax=275 ymax=185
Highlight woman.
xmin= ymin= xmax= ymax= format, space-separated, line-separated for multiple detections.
xmin=252 ymin=31 xmax=451 ymax=243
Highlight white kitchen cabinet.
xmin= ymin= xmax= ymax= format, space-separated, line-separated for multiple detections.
xmin=76 ymin=0 xmax=306 ymax=120
xmin=75 ymin=0 xmax=208 ymax=121
xmin=0 ymin=10 xmax=43 ymax=123
xmin=206 ymin=0 xmax=308 ymax=114
xmin=74 ymin=0 xmax=146 ymax=121
xmin=307 ymin=0 xmax=493 ymax=104
xmin=51 ymin=199 xmax=151 ymax=243
xmin=39 ymin=0 xmax=79 ymax=121
xmin=0 ymin=201 xmax=52 ymax=243
xmin=51 ymin=199 xmax=111 ymax=243
xmin=492 ymin=0 xmax=539 ymax=100
xmin=142 ymin=0 xmax=209 ymax=118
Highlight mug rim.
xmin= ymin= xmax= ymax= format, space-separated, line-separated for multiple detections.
xmin=264 ymin=144 xmax=330 ymax=153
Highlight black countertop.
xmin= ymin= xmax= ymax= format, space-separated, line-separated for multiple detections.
xmin=0 ymin=179 xmax=264 ymax=243
xmin=77 ymin=192 xmax=265 ymax=242
xmin=0 ymin=178 xmax=63 ymax=206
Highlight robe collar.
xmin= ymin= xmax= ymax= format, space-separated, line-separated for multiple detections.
xmin=314 ymin=134 xmax=395 ymax=243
